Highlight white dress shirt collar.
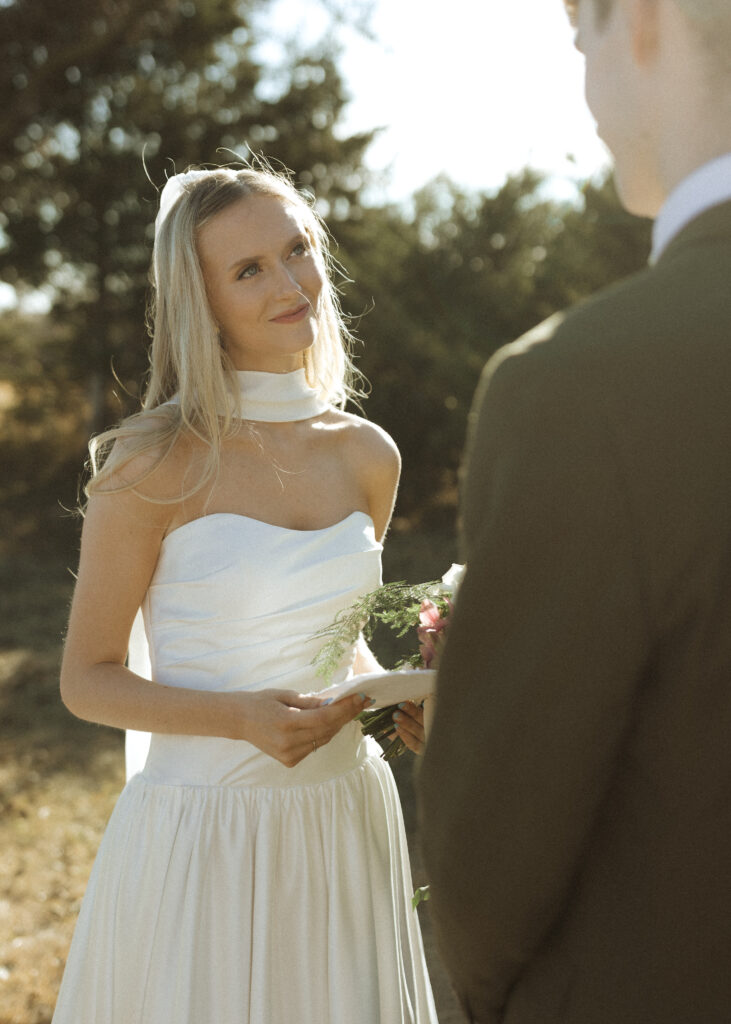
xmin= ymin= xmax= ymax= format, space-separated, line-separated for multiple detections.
xmin=651 ymin=153 xmax=731 ymax=263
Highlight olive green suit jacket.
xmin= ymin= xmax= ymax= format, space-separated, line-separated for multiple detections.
xmin=418 ymin=200 xmax=731 ymax=1024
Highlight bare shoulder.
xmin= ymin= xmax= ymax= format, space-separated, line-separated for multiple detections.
xmin=326 ymin=409 xmax=401 ymax=479
xmin=88 ymin=416 xmax=203 ymax=531
xmin=324 ymin=410 xmax=400 ymax=539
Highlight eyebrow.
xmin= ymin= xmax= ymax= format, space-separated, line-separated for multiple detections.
xmin=227 ymin=233 xmax=308 ymax=274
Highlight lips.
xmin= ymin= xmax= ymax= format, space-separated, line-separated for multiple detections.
xmin=270 ymin=303 xmax=309 ymax=324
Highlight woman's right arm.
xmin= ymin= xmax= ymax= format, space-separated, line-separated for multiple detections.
xmin=61 ymin=484 xmax=225 ymax=735
xmin=61 ymin=486 xmax=368 ymax=765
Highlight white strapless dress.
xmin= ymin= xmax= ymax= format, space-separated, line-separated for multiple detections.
xmin=52 ymin=510 xmax=437 ymax=1024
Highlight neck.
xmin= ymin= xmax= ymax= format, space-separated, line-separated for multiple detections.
xmin=659 ymin=133 xmax=731 ymax=204
xmin=649 ymin=7 xmax=731 ymax=207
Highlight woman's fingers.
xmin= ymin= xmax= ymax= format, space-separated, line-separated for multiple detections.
xmin=309 ymin=692 xmax=373 ymax=746
xmin=268 ymin=691 xmax=373 ymax=765
xmin=273 ymin=690 xmax=370 ymax=720
xmin=285 ymin=692 xmax=329 ymax=711
xmin=235 ymin=690 xmax=371 ymax=767
xmin=422 ymin=694 xmax=435 ymax=738
xmin=392 ymin=701 xmax=426 ymax=755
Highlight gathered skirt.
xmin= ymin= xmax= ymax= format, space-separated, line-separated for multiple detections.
xmin=52 ymin=731 xmax=437 ymax=1024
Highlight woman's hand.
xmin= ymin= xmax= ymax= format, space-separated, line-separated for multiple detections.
xmin=390 ymin=700 xmax=426 ymax=755
xmin=230 ymin=689 xmax=373 ymax=767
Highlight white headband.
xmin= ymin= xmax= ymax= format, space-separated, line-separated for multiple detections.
xmin=155 ymin=170 xmax=211 ymax=233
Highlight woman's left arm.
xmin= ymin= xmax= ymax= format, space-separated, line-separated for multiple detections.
xmin=354 ymin=418 xmax=401 ymax=544
xmin=350 ymin=417 xmax=401 ymax=677
xmin=351 ymin=422 xmax=426 ymax=753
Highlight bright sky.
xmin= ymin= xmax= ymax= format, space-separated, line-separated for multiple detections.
xmin=257 ymin=0 xmax=612 ymax=203
xmin=0 ymin=0 xmax=612 ymax=313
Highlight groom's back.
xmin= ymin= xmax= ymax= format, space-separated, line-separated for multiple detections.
xmin=500 ymin=200 xmax=731 ymax=1022
xmin=420 ymin=3 xmax=731 ymax=1020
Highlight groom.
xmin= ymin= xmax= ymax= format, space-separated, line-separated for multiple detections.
xmin=418 ymin=1 xmax=731 ymax=1022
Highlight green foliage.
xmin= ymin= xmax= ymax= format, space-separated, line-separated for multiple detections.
xmin=312 ymin=579 xmax=446 ymax=683
xmin=0 ymin=0 xmax=653 ymax=552
xmin=312 ymin=573 xmax=453 ymax=761
xmin=540 ymin=175 xmax=652 ymax=307
xmin=0 ymin=0 xmax=376 ymax=436
xmin=336 ymin=169 xmax=650 ymax=522
xmin=0 ymin=311 xmax=84 ymax=552
xmin=412 ymin=885 xmax=431 ymax=910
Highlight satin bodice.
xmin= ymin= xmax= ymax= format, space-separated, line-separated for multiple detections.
xmin=137 ymin=510 xmax=382 ymax=787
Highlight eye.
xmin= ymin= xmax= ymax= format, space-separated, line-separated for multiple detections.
xmin=291 ymin=239 xmax=310 ymax=258
xmin=237 ymin=263 xmax=259 ymax=280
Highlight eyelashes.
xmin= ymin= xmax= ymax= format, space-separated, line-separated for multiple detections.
xmin=236 ymin=239 xmax=312 ymax=281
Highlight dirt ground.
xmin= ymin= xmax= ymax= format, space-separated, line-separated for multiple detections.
xmin=0 ymin=642 xmax=464 ymax=1024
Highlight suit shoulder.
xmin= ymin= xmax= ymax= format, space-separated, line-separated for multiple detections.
xmin=480 ymin=258 xmax=688 ymax=407
xmin=512 ymin=268 xmax=653 ymax=357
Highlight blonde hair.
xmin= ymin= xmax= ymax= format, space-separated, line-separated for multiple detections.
xmin=87 ymin=164 xmax=362 ymax=500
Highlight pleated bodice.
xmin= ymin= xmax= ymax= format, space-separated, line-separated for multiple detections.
xmin=138 ymin=509 xmax=383 ymax=787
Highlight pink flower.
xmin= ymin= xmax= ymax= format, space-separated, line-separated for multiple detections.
xmin=417 ymin=598 xmax=452 ymax=669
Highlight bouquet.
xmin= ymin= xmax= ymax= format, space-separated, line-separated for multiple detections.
xmin=313 ymin=563 xmax=465 ymax=760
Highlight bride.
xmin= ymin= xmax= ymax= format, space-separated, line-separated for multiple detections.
xmin=53 ymin=164 xmax=435 ymax=1023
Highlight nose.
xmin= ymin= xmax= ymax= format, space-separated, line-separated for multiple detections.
xmin=273 ymin=259 xmax=302 ymax=297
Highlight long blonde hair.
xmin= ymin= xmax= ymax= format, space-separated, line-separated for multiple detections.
xmin=87 ymin=164 xmax=362 ymax=500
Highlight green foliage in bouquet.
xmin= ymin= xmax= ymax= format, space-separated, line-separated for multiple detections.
xmin=312 ymin=580 xmax=448 ymax=682
xmin=312 ymin=579 xmax=451 ymax=760
xmin=412 ymin=886 xmax=432 ymax=910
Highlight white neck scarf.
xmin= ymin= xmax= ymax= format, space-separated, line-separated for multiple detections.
xmin=218 ymin=369 xmax=330 ymax=422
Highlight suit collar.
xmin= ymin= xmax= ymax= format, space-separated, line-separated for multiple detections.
xmin=656 ymin=199 xmax=731 ymax=266
xmin=651 ymin=154 xmax=731 ymax=263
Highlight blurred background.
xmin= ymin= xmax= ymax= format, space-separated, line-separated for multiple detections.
xmin=0 ymin=0 xmax=651 ymax=1020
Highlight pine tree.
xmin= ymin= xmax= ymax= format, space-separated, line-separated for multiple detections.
xmin=0 ymin=0 xmax=376 ymax=433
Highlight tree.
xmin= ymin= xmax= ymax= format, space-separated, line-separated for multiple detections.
xmin=0 ymin=0 xmax=654 ymax=541
xmin=334 ymin=172 xmax=565 ymax=521
xmin=538 ymin=174 xmax=652 ymax=310
xmin=0 ymin=0 xmax=376 ymax=435
xmin=334 ymin=169 xmax=651 ymax=522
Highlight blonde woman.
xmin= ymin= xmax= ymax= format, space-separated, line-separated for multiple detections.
xmin=53 ymin=166 xmax=435 ymax=1024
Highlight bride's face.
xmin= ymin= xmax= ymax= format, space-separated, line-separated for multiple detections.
xmin=197 ymin=194 xmax=325 ymax=372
